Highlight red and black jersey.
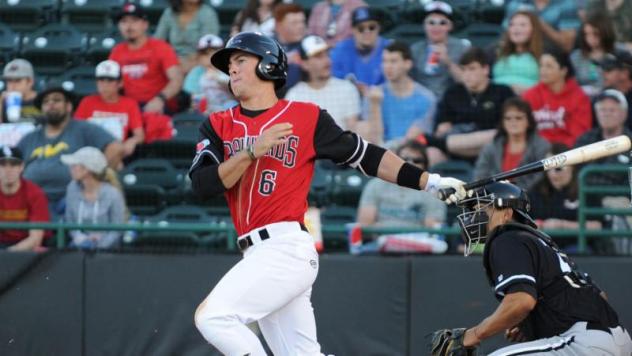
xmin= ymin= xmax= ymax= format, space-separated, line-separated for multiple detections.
xmin=190 ymin=99 xmax=367 ymax=235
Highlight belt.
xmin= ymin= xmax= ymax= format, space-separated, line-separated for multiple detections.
xmin=237 ymin=222 xmax=308 ymax=252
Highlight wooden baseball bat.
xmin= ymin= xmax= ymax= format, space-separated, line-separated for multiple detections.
xmin=437 ymin=135 xmax=632 ymax=200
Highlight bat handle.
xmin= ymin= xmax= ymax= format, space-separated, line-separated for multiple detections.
xmin=436 ymin=180 xmax=486 ymax=201
xmin=437 ymin=188 xmax=456 ymax=201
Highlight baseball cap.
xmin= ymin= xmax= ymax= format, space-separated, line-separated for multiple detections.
xmin=423 ymin=1 xmax=454 ymax=20
xmin=595 ymin=89 xmax=629 ymax=111
xmin=2 ymin=59 xmax=34 ymax=80
xmin=34 ymin=82 xmax=76 ymax=109
xmin=601 ymin=52 xmax=632 ymax=71
xmin=300 ymin=35 xmax=330 ymax=59
xmin=197 ymin=34 xmax=224 ymax=51
xmin=95 ymin=60 xmax=121 ymax=79
xmin=0 ymin=146 xmax=23 ymax=162
xmin=61 ymin=147 xmax=108 ymax=175
xmin=114 ymin=2 xmax=148 ymax=23
xmin=351 ymin=7 xmax=380 ymax=27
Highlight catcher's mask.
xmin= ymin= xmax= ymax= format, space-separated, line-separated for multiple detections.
xmin=456 ymin=181 xmax=535 ymax=256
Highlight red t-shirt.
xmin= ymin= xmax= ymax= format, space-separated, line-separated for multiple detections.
xmin=522 ymin=79 xmax=592 ymax=148
xmin=109 ymin=38 xmax=179 ymax=103
xmin=0 ymin=179 xmax=50 ymax=244
xmin=75 ymin=95 xmax=143 ymax=140
xmin=502 ymin=143 xmax=524 ymax=172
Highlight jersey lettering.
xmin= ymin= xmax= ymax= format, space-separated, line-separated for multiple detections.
xmin=224 ymin=135 xmax=300 ymax=167
xmin=259 ymin=170 xmax=277 ymax=196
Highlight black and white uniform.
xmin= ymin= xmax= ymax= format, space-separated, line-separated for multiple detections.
xmin=483 ymin=223 xmax=632 ymax=356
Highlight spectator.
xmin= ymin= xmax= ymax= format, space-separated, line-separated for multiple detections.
xmin=601 ymin=52 xmax=632 ymax=127
xmin=307 ymin=0 xmax=366 ymax=46
xmin=528 ymin=143 xmax=605 ymax=253
xmin=570 ymin=12 xmax=618 ymax=96
xmin=231 ymin=0 xmax=281 ymax=37
xmin=110 ymin=2 xmax=185 ymax=114
xmin=474 ymin=97 xmax=550 ymax=190
xmin=286 ymin=35 xmax=360 ymax=130
xmin=502 ymin=0 xmax=580 ymax=53
xmin=273 ymin=3 xmax=307 ymax=96
xmin=16 ymin=86 xmax=121 ymax=217
xmin=330 ymin=6 xmax=390 ymax=93
xmin=154 ymin=0 xmax=220 ymax=73
xmin=364 ymin=41 xmax=436 ymax=144
xmin=74 ymin=60 xmax=144 ymax=160
xmin=586 ymin=0 xmax=632 ymax=52
xmin=0 ymin=146 xmax=49 ymax=251
xmin=425 ymin=47 xmax=515 ymax=164
xmin=493 ymin=10 xmax=543 ymax=94
xmin=411 ymin=1 xmax=469 ymax=97
xmin=575 ymin=89 xmax=632 ymax=185
xmin=523 ymin=47 xmax=592 ymax=147
xmin=357 ymin=140 xmax=446 ymax=228
xmin=0 ymin=59 xmax=40 ymax=123
xmin=183 ymin=34 xmax=235 ymax=114
xmin=61 ymin=147 xmax=126 ymax=250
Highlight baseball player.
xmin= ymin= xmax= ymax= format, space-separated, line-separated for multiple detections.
xmin=430 ymin=181 xmax=632 ymax=356
xmin=188 ymin=31 xmax=468 ymax=356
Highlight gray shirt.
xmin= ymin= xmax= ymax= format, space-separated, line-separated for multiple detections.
xmin=410 ymin=36 xmax=470 ymax=97
xmin=359 ymin=178 xmax=446 ymax=227
xmin=17 ymin=120 xmax=116 ymax=205
xmin=154 ymin=5 xmax=220 ymax=57
xmin=65 ymin=180 xmax=126 ymax=249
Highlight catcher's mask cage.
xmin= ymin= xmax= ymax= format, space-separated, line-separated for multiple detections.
xmin=456 ymin=181 xmax=535 ymax=256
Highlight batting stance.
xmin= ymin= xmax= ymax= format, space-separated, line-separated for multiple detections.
xmin=431 ymin=181 xmax=632 ymax=356
xmin=188 ymin=31 xmax=467 ymax=355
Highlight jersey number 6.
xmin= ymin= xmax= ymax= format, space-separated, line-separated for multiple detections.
xmin=259 ymin=170 xmax=277 ymax=196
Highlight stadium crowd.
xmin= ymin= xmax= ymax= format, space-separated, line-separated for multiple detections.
xmin=1 ymin=0 xmax=632 ymax=255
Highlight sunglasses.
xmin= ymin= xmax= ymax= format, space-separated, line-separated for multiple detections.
xmin=356 ymin=24 xmax=378 ymax=33
xmin=425 ymin=19 xmax=449 ymax=26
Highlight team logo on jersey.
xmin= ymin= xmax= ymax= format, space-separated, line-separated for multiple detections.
xmin=196 ymin=139 xmax=210 ymax=152
xmin=224 ymin=135 xmax=300 ymax=167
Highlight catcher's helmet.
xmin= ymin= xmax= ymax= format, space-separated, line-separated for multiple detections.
xmin=210 ymin=32 xmax=287 ymax=89
xmin=456 ymin=181 xmax=536 ymax=256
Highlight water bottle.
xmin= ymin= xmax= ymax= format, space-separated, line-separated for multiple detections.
xmin=424 ymin=46 xmax=440 ymax=75
xmin=5 ymin=91 xmax=22 ymax=122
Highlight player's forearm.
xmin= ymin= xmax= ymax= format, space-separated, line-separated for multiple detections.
xmin=218 ymin=150 xmax=255 ymax=189
xmin=467 ymin=292 xmax=535 ymax=344
xmin=375 ymin=150 xmax=429 ymax=189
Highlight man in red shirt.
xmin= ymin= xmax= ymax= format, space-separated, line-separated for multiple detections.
xmin=0 ymin=146 xmax=50 ymax=251
xmin=190 ymin=32 xmax=468 ymax=355
xmin=109 ymin=2 xmax=183 ymax=114
xmin=75 ymin=60 xmax=145 ymax=159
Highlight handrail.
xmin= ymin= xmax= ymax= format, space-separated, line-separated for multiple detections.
xmin=578 ymin=163 xmax=632 ymax=254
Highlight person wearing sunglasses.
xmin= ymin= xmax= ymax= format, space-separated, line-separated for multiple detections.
xmin=357 ymin=139 xmax=446 ymax=231
xmin=330 ymin=6 xmax=390 ymax=94
xmin=411 ymin=1 xmax=469 ymax=98
xmin=0 ymin=146 xmax=50 ymax=252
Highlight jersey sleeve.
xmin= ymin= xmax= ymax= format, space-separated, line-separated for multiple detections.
xmin=188 ymin=118 xmax=226 ymax=198
xmin=489 ymin=234 xmax=538 ymax=299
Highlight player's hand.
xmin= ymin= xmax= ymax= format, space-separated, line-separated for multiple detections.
xmin=424 ymin=173 xmax=470 ymax=204
xmin=505 ymin=327 xmax=527 ymax=342
xmin=253 ymin=123 xmax=293 ymax=158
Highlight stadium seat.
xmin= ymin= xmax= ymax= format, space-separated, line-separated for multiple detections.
xmin=463 ymin=22 xmax=503 ymax=48
xmin=130 ymin=0 xmax=169 ymax=26
xmin=329 ymin=169 xmax=371 ymax=207
xmin=320 ymin=205 xmax=357 ymax=250
xmin=214 ymin=0 xmax=247 ymax=37
xmin=309 ymin=161 xmax=334 ymax=207
xmin=171 ymin=111 xmax=205 ymax=143
xmin=61 ymin=0 xmax=121 ymax=34
xmin=20 ymin=23 xmax=87 ymax=76
xmin=50 ymin=65 xmax=97 ymax=99
xmin=123 ymin=184 xmax=166 ymax=216
xmin=0 ymin=22 xmax=21 ymax=65
xmin=133 ymin=205 xmax=217 ymax=248
xmin=86 ymin=30 xmax=121 ymax=65
xmin=0 ymin=0 xmax=59 ymax=33
xmin=120 ymin=158 xmax=183 ymax=196
xmin=134 ymin=140 xmax=196 ymax=162
xmin=383 ymin=23 xmax=425 ymax=45
xmin=428 ymin=159 xmax=473 ymax=183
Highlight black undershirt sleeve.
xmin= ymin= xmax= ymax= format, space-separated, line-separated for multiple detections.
xmin=188 ymin=120 xmax=227 ymax=198
xmin=313 ymin=109 xmax=386 ymax=177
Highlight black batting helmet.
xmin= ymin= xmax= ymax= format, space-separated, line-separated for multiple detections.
xmin=456 ymin=181 xmax=536 ymax=256
xmin=211 ymin=32 xmax=288 ymax=89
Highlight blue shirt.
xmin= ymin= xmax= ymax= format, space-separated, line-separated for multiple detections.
xmin=331 ymin=37 xmax=390 ymax=86
xmin=502 ymin=0 xmax=580 ymax=31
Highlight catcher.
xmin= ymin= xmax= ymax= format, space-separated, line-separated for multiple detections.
xmin=431 ymin=182 xmax=632 ymax=356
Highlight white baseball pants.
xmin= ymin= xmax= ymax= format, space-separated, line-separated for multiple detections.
xmin=194 ymin=221 xmax=322 ymax=356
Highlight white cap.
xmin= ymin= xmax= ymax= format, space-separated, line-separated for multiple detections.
xmin=95 ymin=60 xmax=121 ymax=79
xmin=197 ymin=34 xmax=224 ymax=51
xmin=61 ymin=147 xmax=108 ymax=175
xmin=596 ymin=89 xmax=629 ymax=111
xmin=300 ymin=35 xmax=330 ymax=58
